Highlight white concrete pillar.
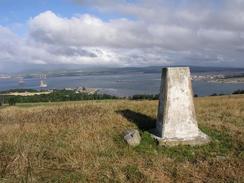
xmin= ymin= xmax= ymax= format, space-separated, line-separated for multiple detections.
xmin=155 ymin=67 xmax=210 ymax=146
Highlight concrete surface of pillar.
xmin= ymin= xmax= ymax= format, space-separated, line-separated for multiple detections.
xmin=155 ymin=67 xmax=210 ymax=146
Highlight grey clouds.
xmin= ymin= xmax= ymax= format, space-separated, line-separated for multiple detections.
xmin=0 ymin=0 xmax=244 ymax=72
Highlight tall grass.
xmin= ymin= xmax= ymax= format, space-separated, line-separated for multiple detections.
xmin=0 ymin=95 xmax=243 ymax=182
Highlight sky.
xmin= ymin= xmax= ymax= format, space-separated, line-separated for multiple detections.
xmin=0 ymin=0 xmax=244 ymax=72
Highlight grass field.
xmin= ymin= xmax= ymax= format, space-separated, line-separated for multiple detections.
xmin=0 ymin=95 xmax=243 ymax=182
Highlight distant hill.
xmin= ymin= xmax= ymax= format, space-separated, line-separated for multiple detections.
xmin=13 ymin=65 xmax=244 ymax=78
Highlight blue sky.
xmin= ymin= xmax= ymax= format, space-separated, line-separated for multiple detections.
xmin=0 ymin=0 xmax=224 ymax=31
xmin=0 ymin=0 xmax=127 ymax=26
xmin=0 ymin=0 xmax=83 ymax=23
xmin=0 ymin=0 xmax=243 ymax=72
xmin=0 ymin=0 xmax=135 ymax=38
xmin=0 ymin=0 xmax=94 ymax=36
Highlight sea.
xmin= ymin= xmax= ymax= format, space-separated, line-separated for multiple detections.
xmin=0 ymin=72 xmax=243 ymax=97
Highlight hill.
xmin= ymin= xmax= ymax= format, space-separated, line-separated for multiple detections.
xmin=0 ymin=95 xmax=243 ymax=182
xmin=11 ymin=65 xmax=244 ymax=78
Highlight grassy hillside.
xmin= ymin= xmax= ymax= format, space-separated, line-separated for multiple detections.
xmin=0 ymin=95 xmax=243 ymax=182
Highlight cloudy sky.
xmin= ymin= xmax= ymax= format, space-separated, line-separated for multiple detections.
xmin=0 ymin=0 xmax=244 ymax=72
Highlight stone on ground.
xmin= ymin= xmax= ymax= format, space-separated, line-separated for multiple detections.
xmin=124 ymin=129 xmax=141 ymax=147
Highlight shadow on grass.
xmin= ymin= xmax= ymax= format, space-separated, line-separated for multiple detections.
xmin=117 ymin=109 xmax=156 ymax=131
xmin=116 ymin=110 xmax=240 ymax=163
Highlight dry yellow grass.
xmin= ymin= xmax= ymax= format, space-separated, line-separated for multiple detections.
xmin=0 ymin=91 xmax=51 ymax=96
xmin=0 ymin=95 xmax=243 ymax=182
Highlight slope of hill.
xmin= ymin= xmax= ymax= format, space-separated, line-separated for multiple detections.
xmin=0 ymin=95 xmax=243 ymax=182
xmin=11 ymin=65 xmax=244 ymax=78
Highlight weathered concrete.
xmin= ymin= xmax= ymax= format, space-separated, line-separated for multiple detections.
xmin=154 ymin=67 xmax=210 ymax=146
xmin=124 ymin=129 xmax=141 ymax=147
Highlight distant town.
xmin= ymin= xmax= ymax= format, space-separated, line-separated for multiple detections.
xmin=0 ymin=66 xmax=243 ymax=98
xmin=1 ymin=71 xmax=244 ymax=84
xmin=0 ymin=87 xmax=98 ymax=96
xmin=191 ymin=73 xmax=244 ymax=83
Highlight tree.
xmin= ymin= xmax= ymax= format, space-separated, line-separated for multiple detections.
xmin=0 ymin=95 xmax=4 ymax=106
xmin=8 ymin=97 xmax=17 ymax=106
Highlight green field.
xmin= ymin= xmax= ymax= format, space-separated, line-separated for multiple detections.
xmin=0 ymin=95 xmax=243 ymax=182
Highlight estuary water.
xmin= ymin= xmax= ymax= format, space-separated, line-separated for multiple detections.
xmin=0 ymin=73 xmax=243 ymax=96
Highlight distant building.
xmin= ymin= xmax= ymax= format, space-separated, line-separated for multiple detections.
xmin=40 ymin=74 xmax=48 ymax=89
xmin=77 ymin=87 xmax=98 ymax=95
xmin=64 ymin=88 xmax=74 ymax=91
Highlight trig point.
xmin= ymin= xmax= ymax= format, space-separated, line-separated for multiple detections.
xmin=155 ymin=67 xmax=210 ymax=146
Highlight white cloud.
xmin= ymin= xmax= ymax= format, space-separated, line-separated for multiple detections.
xmin=0 ymin=0 xmax=244 ymax=72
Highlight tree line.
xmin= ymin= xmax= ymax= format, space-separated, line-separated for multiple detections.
xmin=0 ymin=89 xmax=243 ymax=106
xmin=0 ymin=89 xmax=119 ymax=106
